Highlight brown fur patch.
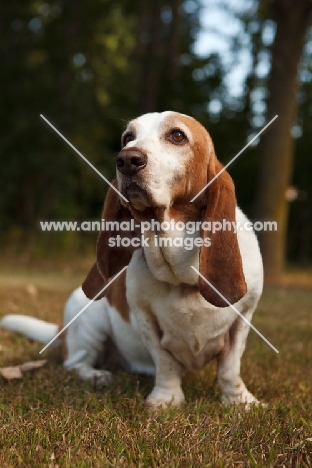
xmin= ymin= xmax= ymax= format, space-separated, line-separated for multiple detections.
xmin=82 ymin=179 xmax=135 ymax=300
xmin=198 ymin=158 xmax=247 ymax=306
xmin=105 ymin=268 xmax=130 ymax=323
xmin=170 ymin=113 xmax=213 ymax=207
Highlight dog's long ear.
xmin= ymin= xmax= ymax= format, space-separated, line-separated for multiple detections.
xmin=82 ymin=180 xmax=134 ymax=300
xmin=199 ymin=157 xmax=247 ymax=307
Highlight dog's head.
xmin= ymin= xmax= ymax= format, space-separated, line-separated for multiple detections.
xmin=116 ymin=112 xmax=209 ymax=212
xmin=83 ymin=111 xmax=247 ymax=307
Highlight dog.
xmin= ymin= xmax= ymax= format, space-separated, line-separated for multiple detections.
xmin=0 ymin=111 xmax=263 ymax=407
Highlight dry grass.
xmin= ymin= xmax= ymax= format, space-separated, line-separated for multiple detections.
xmin=0 ymin=262 xmax=311 ymax=467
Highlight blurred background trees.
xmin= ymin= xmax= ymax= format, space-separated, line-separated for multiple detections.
xmin=254 ymin=0 xmax=312 ymax=280
xmin=0 ymin=0 xmax=311 ymax=278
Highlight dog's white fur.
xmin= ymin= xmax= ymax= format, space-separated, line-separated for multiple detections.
xmin=0 ymin=111 xmax=263 ymax=407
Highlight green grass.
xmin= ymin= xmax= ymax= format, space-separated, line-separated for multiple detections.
xmin=0 ymin=264 xmax=311 ymax=467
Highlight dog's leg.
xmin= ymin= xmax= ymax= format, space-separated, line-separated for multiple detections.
xmin=64 ymin=334 xmax=112 ymax=387
xmin=63 ymin=288 xmax=112 ymax=387
xmin=217 ymin=307 xmax=259 ymax=406
xmin=134 ymin=310 xmax=184 ymax=407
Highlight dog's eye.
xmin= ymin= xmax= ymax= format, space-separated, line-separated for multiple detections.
xmin=169 ymin=129 xmax=187 ymax=144
xmin=123 ymin=133 xmax=135 ymax=146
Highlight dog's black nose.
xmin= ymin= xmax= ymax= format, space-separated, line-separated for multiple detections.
xmin=116 ymin=149 xmax=147 ymax=176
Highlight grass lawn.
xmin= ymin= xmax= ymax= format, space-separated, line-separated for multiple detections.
xmin=0 ymin=261 xmax=311 ymax=467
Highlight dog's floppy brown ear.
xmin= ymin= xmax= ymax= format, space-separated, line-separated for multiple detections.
xmin=199 ymin=158 xmax=247 ymax=307
xmin=82 ymin=180 xmax=134 ymax=300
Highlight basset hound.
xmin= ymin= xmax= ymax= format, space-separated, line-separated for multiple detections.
xmin=1 ymin=112 xmax=263 ymax=407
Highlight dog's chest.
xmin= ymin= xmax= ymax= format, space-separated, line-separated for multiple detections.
xmin=127 ymin=249 xmax=237 ymax=371
xmin=154 ymin=287 xmax=236 ymax=370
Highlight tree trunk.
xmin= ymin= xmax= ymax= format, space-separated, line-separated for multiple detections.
xmin=169 ymin=0 xmax=182 ymax=81
xmin=254 ymin=0 xmax=312 ymax=282
xmin=139 ymin=0 xmax=163 ymax=113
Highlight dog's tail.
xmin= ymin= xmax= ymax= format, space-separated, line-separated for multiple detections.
xmin=0 ymin=315 xmax=61 ymax=347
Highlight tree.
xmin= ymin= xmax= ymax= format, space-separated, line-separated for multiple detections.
xmin=253 ymin=0 xmax=312 ymax=280
xmin=0 ymin=0 xmax=135 ymax=234
xmin=0 ymin=0 xmax=224 ymax=241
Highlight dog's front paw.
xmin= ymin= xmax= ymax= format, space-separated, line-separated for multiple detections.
xmin=146 ymin=386 xmax=185 ymax=408
xmin=221 ymin=388 xmax=266 ymax=410
xmin=91 ymin=369 xmax=113 ymax=388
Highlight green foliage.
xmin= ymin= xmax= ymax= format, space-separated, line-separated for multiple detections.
xmin=0 ymin=0 xmax=136 ymax=229
xmin=0 ymin=0 xmax=311 ymax=263
xmin=0 ymin=0 xmax=221 ymax=232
